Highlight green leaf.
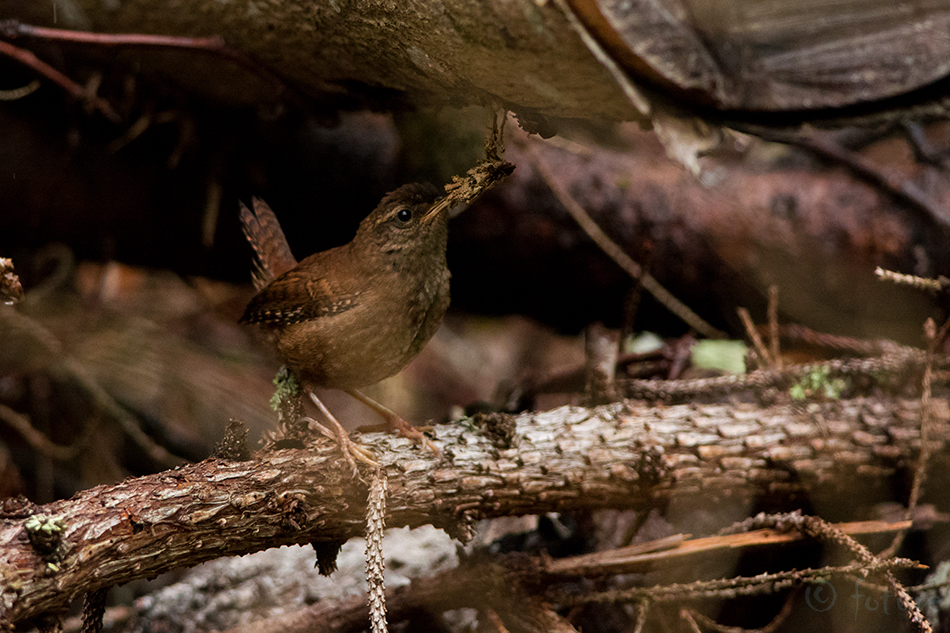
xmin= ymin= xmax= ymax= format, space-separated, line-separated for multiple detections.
xmin=691 ymin=340 xmax=747 ymax=374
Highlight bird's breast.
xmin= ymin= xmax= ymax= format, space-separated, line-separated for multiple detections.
xmin=278 ymin=263 xmax=450 ymax=389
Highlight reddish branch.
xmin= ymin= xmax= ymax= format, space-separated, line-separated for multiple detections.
xmin=0 ymin=39 xmax=120 ymax=121
xmin=0 ymin=21 xmax=227 ymax=49
xmin=0 ymin=19 xmax=292 ymax=122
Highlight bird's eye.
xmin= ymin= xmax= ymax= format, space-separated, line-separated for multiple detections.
xmin=395 ymin=208 xmax=413 ymax=223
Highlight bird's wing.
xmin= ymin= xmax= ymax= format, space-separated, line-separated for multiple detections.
xmin=240 ymin=261 xmax=361 ymax=327
xmin=239 ymin=198 xmax=298 ymax=291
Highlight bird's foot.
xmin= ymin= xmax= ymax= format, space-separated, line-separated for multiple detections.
xmin=383 ymin=415 xmax=440 ymax=456
xmin=304 ymin=391 xmax=378 ymax=475
xmin=305 ymin=417 xmax=378 ymax=473
xmin=356 ymin=420 xmax=435 ymax=436
xmin=345 ymin=388 xmax=440 ymax=456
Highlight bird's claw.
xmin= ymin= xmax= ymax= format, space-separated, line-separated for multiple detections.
xmin=302 ymin=415 xmax=378 ymax=476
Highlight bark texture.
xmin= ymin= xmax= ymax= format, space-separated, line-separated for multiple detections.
xmin=5 ymin=0 xmax=950 ymax=124
xmin=1 ymin=395 xmax=944 ymax=626
xmin=3 ymin=0 xmax=631 ymax=119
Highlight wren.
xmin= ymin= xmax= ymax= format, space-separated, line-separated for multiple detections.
xmin=240 ymin=183 xmax=450 ymax=467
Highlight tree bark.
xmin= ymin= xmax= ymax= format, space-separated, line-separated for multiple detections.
xmin=1 ymin=0 xmax=633 ymax=120
xmin=4 ymin=0 xmax=950 ymax=126
xmin=1 ymin=394 xmax=944 ymax=626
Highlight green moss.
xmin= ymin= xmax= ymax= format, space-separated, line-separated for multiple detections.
xmin=270 ymin=366 xmax=301 ymax=412
xmin=790 ymin=366 xmax=848 ymax=401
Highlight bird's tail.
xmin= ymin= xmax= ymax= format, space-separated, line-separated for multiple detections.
xmin=239 ymin=198 xmax=298 ymax=290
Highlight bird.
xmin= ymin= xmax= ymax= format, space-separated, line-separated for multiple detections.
xmin=239 ymin=184 xmax=451 ymax=469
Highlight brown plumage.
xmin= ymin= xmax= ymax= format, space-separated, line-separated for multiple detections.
xmin=239 ymin=184 xmax=450 ymax=465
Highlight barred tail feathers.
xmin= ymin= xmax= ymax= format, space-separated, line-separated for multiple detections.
xmin=239 ymin=198 xmax=297 ymax=290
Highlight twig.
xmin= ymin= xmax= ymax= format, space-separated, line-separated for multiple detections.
xmin=622 ymin=343 xmax=931 ymax=402
xmin=0 ymin=79 xmax=39 ymax=100
xmin=737 ymin=512 xmax=931 ymax=633
xmin=737 ymin=306 xmax=771 ymax=368
xmin=3 ymin=294 xmax=185 ymax=468
xmin=104 ymin=112 xmax=153 ymax=154
xmin=876 ymin=267 xmax=950 ymax=295
xmin=768 ymin=285 xmax=782 ymax=371
xmin=764 ymin=323 xmax=891 ymax=355
xmin=227 ymin=547 xmax=894 ymax=633
xmin=59 ymin=357 xmax=184 ymax=469
xmin=683 ymin=589 xmax=795 ymax=633
xmin=632 ymin=600 xmax=649 ymax=633
xmin=366 ymin=471 xmax=388 ymax=633
xmin=617 ymin=277 xmax=645 ymax=362
xmin=0 ymin=18 xmax=300 ymax=129
xmin=79 ymin=588 xmax=107 ymax=633
xmin=681 ymin=609 xmax=704 ymax=633
xmin=0 ymin=39 xmax=120 ymax=122
xmin=436 ymin=111 xmax=514 ymax=217
xmin=0 ymin=20 xmax=292 ymax=99
xmin=551 ymin=558 xmax=920 ymax=606
xmin=883 ymin=315 xmax=950 ymax=558
xmin=876 ymin=270 xmax=949 ymax=559
xmin=1 ymin=21 xmax=228 ymax=48
xmin=523 ymin=140 xmax=725 ymax=339
xmin=0 ymin=402 xmax=82 ymax=461
xmin=545 ymin=520 xmax=915 ymax=577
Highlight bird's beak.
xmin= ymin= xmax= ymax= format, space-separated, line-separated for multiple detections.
xmin=421 ymin=196 xmax=453 ymax=223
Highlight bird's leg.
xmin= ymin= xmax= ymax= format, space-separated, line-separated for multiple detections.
xmin=345 ymin=388 xmax=439 ymax=455
xmin=306 ymin=390 xmax=378 ymax=472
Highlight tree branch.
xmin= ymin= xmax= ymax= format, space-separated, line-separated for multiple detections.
xmin=2 ymin=395 xmax=945 ymax=626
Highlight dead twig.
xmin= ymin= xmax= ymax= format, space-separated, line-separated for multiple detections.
xmin=761 ymin=323 xmax=892 ymax=356
xmin=0 ymin=39 xmax=120 ymax=122
xmin=523 ymin=139 xmax=725 ymax=339
xmin=737 ymin=306 xmax=771 ymax=368
xmin=58 ymin=356 xmax=184 ymax=469
xmin=0 ymin=403 xmax=84 ymax=461
xmin=622 ymin=341 xmax=930 ymax=402
xmin=876 ymin=267 xmax=950 ymax=295
xmin=0 ymin=20 xmax=293 ymax=99
xmin=873 ymin=271 xmax=950 ymax=559
xmin=546 ymin=519 xmax=917 ymax=577
xmin=0 ymin=79 xmax=39 ymax=100
xmin=437 ymin=111 xmax=514 ymax=217
xmin=79 ymin=588 xmax=107 ymax=633
xmin=768 ymin=285 xmax=782 ymax=371
xmin=882 ymin=315 xmax=950 ymax=558
xmin=365 ymin=471 xmax=388 ymax=633
xmin=552 ymin=558 xmax=921 ymax=606
xmin=730 ymin=512 xmax=931 ymax=633
xmin=681 ymin=589 xmax=795 ymax=633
